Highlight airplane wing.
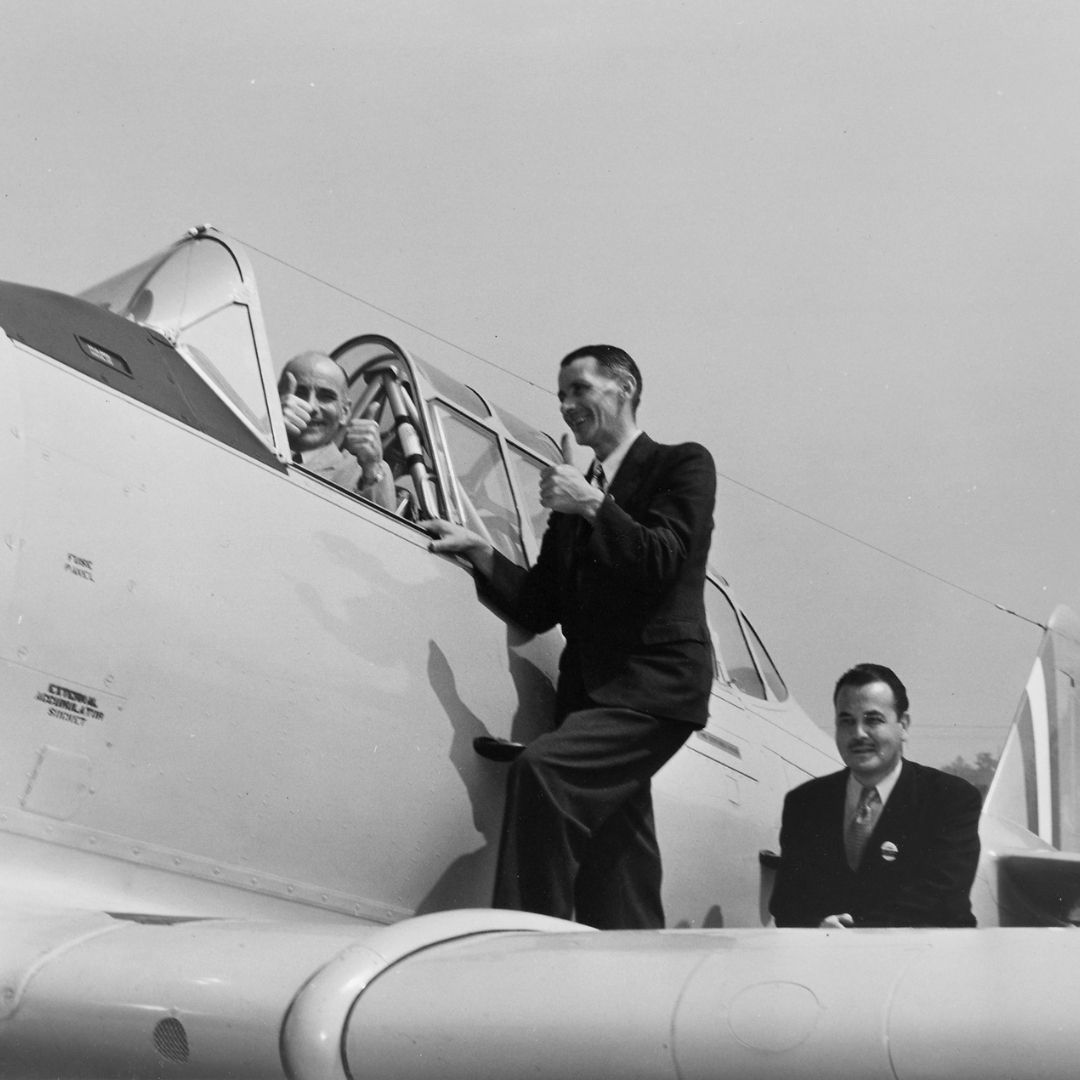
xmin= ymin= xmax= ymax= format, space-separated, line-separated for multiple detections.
xmin=0 ymin=907 xmax=577 ymax=1079
xmin=5 ymin=905 xmax=1080 ymax=1079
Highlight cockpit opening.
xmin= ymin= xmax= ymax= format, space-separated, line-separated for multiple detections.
xmin=68 ymin=226 xmax=793 ymax=695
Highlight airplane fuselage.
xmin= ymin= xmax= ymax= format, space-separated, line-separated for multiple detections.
xmin=0 ymin=233 xmax=837 ymax=932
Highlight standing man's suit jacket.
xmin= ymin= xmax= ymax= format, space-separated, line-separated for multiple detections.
xmin=478 ymin=433 xmax=716 ymax=728
xmin=769 ymin=758 xmax=982 ymax=927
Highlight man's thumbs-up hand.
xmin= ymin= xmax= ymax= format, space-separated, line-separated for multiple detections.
xmin=540 ymin=434 xmax=602 ymax=518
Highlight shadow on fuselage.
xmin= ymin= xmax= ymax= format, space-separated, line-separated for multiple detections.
xmin=414 ymin=636 xmax=556 ymax=914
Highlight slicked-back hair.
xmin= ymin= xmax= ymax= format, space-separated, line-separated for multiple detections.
xmin=560 ymin=344 xmax=642 ymax=413
xmin=833 ymin=663 xmax=909 ymax=717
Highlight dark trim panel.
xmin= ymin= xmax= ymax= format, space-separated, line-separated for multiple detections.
xmin=0 ymin=281 xmax=284 ymax=470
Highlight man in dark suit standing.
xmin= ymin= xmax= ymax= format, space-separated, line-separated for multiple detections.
xmin=770 ymin=663 xmax=982 ymax=928
xmin=425 ymin=344 xmax=716 ymax=929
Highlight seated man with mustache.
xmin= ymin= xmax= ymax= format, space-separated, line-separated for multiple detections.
xmin=770 ymin=663 xmax=982 ymax=928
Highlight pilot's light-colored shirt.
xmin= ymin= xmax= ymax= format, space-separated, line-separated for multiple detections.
xmin=296 ymin=442 xmax=363 ymax=489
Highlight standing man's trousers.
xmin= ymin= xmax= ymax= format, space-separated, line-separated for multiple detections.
xmin=492 ymin=704 xmax=694 ymax=929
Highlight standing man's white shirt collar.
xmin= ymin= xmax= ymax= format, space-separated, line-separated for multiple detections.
xmin=845 ymin=756 xmax=904 ymax=814
xmin=593 ymin=428 xmax=642 ymax=490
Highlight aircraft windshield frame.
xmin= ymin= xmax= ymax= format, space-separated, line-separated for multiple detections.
xmin=332 ymin=333 xmax=560 ymax=564
xmin=76 ymin=229 xmax=571 ymax=566
xmin=78 ymin=228 xmax=286 ymax=454
xmin=332 ymin=334 xmax=445 ymax=521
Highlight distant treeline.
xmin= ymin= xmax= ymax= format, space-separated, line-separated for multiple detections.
xmin=941 ymin=751 xmax=999 ymax=800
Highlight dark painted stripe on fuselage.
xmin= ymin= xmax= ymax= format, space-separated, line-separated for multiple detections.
xmin=0 ymin=281 xmax=283 ymax=470
xmin=1018 ymin=694 xmax=1038 ymax=836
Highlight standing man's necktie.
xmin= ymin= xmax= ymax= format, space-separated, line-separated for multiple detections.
xmin=845 ymin=785 xmax=879 ymax=870
xmin=575 ymin=461 xmax=606 ymax=554
xmin=588 ymin=460 xmax=607 ymax=492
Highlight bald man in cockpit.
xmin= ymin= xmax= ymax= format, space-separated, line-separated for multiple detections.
xmin=278 ymin=351 xmax=396 ymax=510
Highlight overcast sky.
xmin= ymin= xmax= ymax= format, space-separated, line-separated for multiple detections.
xmin=3 ymin=0 xmax=1078 ymax=765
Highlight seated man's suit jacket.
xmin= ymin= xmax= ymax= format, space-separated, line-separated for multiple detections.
xmin=478 ymin=433 xmax=716 ymax=728
xmin=769 ymin=758 xmax=982 ymax=927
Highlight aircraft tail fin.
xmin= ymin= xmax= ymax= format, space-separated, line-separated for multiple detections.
xmin=984 ymin=605 xmax=1080 ymax=851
